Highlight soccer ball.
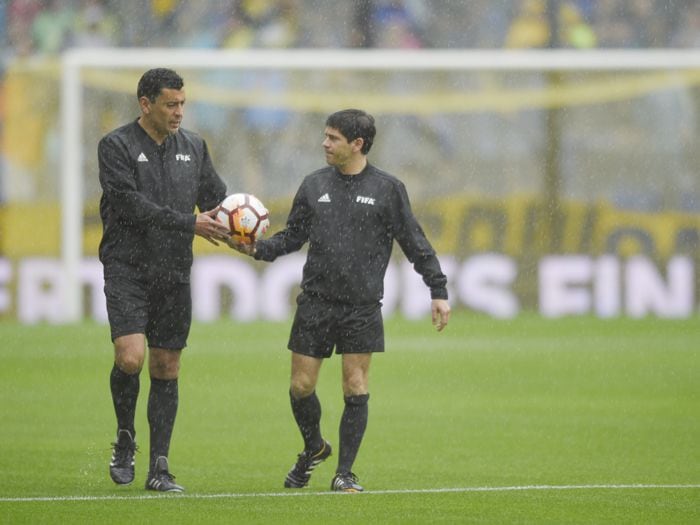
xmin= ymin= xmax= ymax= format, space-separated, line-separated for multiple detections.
xmin=216 ymin=193 xmax=270 ymax=245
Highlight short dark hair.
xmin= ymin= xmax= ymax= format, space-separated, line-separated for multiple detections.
xmin=137 ymin=68 xmax=184 ymax=102
xmin=326 ymin=109 xmax=376 ymax=154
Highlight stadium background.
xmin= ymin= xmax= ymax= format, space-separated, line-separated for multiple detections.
xmin=0 ymin=0 xmax=699 ymax=321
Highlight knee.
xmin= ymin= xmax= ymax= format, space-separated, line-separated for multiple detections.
xmin=290 ymin=377 xmax=316 ymax=399
xmin=114 ymin=335 xmax=145 ymax=375
xmin=114 ymin=355 xmax=143 ymax=375
xmin=149 ymin=356 xmax=180 ymax=380
xmin=114 ymin=350 xmax=144 ymax=375
xmin=342 ymin=375 xmax=368 ymax=397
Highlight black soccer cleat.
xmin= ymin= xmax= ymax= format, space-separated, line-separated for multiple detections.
xmin=145 ymin=456 xmax=185 ymax=493
xmin=284 ymin=439 xmax=332 ymax=488
xmin=331 ymin=472 xmax=364 ymax=493
xmin=109 ymin=429 xmax=137 ymax=485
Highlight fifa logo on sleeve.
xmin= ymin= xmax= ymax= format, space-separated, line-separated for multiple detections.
xmin=175 ymin=154 xmax=191 ymax=162
xmin=356 ymin=195 xmax=375 ymax=205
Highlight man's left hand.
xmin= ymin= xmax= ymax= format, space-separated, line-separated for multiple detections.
xmin=431 ymin=299 xmax=451 ymax=331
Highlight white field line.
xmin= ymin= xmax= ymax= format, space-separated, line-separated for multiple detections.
xmin=1 ymin=484 xmax=698 ymax=503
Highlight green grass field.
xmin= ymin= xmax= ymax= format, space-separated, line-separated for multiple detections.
xmin=0 ymin=313 xmax=698 ymax=524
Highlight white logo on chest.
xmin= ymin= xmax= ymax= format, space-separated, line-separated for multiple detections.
xmin=356 ymin=195 xmax=375 ymax=205
xmin=175 ymin=154 xmax=191 ymax=162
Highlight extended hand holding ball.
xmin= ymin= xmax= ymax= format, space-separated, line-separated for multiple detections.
xmin=217 ymin=193 xmax=270 ymax=246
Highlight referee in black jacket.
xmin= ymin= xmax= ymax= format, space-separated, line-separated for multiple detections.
xmin=99 ymin=68 xmax=230 ymax=492
xmin=232 ymin=109 xmax=451 ymax=492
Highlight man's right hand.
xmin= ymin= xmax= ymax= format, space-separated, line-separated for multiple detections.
xmin=194 ymin=208 xmax=230 ymax=246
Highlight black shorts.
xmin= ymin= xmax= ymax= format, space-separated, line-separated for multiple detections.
xmin=288 ymin=293 xmax=384 ymax=359
xmin=103 ymin=271 xmax=192 ymax=350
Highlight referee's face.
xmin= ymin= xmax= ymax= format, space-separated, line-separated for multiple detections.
xmin=323 ymin=127 xmax=355 ymax=170
xmin=141 ymin=88 xmax=185 ymax=141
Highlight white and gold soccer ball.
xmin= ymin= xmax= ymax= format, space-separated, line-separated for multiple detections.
xmin=216 ymin=193 xmax=270 ymax=245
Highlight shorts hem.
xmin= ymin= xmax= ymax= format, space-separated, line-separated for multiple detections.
xmin=148 ymin=344 xmax=187 ymax=351
xmin=110 ymin=328 xmax=143 ymax=343
xmin=288 ymin=346 xmax=383 ymax=358
xmin=109 ymin=330 xmax=186 ymax=351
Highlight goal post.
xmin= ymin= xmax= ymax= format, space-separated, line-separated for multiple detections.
xmin=60 ymin=48 xmax=700 ymax=322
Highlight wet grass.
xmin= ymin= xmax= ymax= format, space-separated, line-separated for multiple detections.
xmin=0 ymin=313 xmax=698 ymax=523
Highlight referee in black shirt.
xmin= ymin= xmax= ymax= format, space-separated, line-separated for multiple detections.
xmin=232 ymin=109 xmax=451 ymax=492
xmin=99 ymin=68 xmax=230 ymax=492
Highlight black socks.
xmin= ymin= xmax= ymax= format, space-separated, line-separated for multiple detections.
xmin=147 ymin=377 xmax=179 ymax=470
xmin=337 ymin=394 xmax=369 ymax=474
xmin=290 ymin=390 xmax=370 ymax=473
xmin=110 ymin=364 xmax=139 ymax=436
xmin=110 ymin=364 xmax=179 ymax=470
xmin=290 ymin=390 xmax=323 ymax=452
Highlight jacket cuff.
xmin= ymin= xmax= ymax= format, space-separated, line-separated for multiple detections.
xmin=430 ymin=288 xmax=448 ymax=300
xmin=185 ymin=213 xmax=197 ymax=232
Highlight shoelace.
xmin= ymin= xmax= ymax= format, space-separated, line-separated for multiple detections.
xmin=337 ymin=472 xmax=359 ymax=485
xmin=110 ymin=441 xmax=138 ymax=457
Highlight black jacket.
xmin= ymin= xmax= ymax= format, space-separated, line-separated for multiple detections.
xmin=98 ymin=120 xmax=227 ymax=276
xmin=255 ymin=163 xmax=448 ymax=304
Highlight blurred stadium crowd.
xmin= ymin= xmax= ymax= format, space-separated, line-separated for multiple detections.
xmin=2 ymin=0 xmax=700 ymax=55
xmin=0 ymin=0 xmax=699 ymax=213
